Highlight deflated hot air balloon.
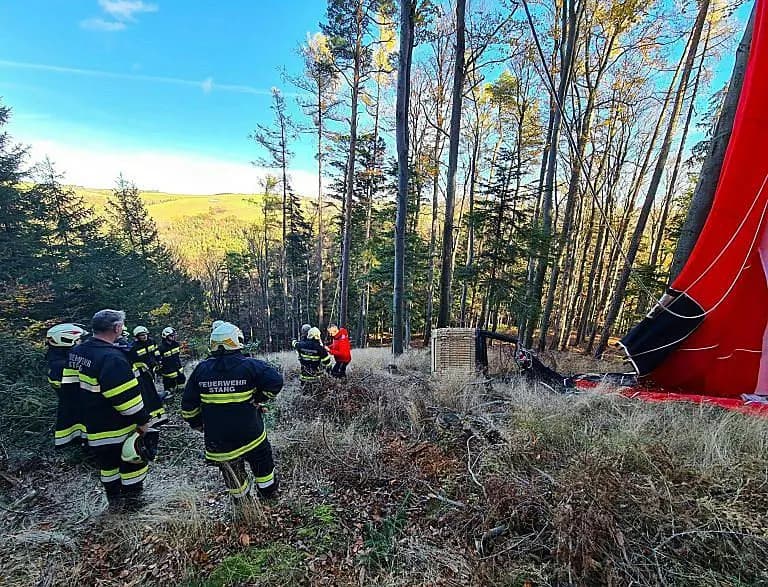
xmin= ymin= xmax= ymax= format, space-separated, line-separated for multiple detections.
xmin=622 ymin=0 xmax=768 ymax=401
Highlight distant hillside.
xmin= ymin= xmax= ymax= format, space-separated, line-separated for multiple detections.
xmin=74 ymin=186 xmax=267 ymax=226
xmin=74 ymin=186 xmax=281 ymax=262
xmin=71 ymin=185 xmax=331 ymax=269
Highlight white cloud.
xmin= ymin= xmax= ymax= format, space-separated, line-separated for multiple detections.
xmin=81 ymin=0 xmax=157 ymax=32
xmin=24 ymin=138 xmax=320 ymax=198
xmin=99 ymin=0 xmax=158 ymax=22
xmin=80 ymin=17 xmax=127 ymax=31
xmin=0 ymin=60 xmax=279 ymax=96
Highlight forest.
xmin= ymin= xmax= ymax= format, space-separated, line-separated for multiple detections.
xmin=4 ymin=1 xmax=768 ymax=585
xmin=1 ymin=0 xmax=749 ymax=355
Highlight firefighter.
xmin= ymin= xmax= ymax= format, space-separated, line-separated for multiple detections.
xmin=182 ymin=322 xmax=283 ymax=500
xmin=46 ymin=323 xmax=88 ymax=448
xmin=292 ymin=327 xmax=331 ymax=390
xmin=158 ymin=326 xmax=185 ymax=392
xmin=127 ymin=326 xmax=167 ymax=426
xmin=299 ymin=323 xmax=311 ymax=340
xmin=66 ymin=309 xmax=151 ymax=503
xmin=116 ymin=325 xmax=131 ymax=347
xmin=326 ymin=324 xmax=352 ymax=378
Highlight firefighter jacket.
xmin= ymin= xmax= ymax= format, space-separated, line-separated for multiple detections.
xmin=124 ymin=343 xmax=165 ymax=423
xmin=64 ymin=337 xmax=150 ymax=447
xmin=158 ymin=339 xmax=183 ymax=379
xmin=47 ymin=346 xmax=87 ymax=446
xmin=328 ymin=328 xmax=352 ymax=363
xmin=181 ymin=350 xmax=283 ymax=462
xmin=130 ymin=337 xmax=160 ymax=372
xmin=292 ymin=338 xmax=331 ymax=382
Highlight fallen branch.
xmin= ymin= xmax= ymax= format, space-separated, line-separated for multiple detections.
xmin=426 ymin=492 xmax=467 ymax=509
xmin=466 ymin=435 xmax=487 ymax=499
xmin=0 ymin=488 xmax=36 ymax=515
xmin=475 ymin=524 xmax=507 ymax=556
xmin=654 ymin=529 xmax=768 ymax=552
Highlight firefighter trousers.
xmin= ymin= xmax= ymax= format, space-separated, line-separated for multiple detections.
xmin=54 ymin=389 xmax=87 ymax=447
xmin=162 ymin=372 xmax=186 ymax=392
xmin=138 ymin=370 xmax=167 ymax=426
xmin=93 ymin=443 xmax=149 ymax=499
xmin=216 ymin=439 xmax=278 ymax=499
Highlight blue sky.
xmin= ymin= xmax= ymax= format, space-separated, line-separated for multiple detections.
xmin=0 ymin=0 xmax=327 ymax=193
xmin=0 ymin=0 xmax=755 ymax=195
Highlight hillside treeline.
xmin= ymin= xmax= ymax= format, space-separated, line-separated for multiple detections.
xmin=0 ymin=103 xmax=205 ymax=335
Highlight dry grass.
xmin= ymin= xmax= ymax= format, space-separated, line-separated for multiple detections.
xmin=3 ymin=345 xmax=768 ymax=585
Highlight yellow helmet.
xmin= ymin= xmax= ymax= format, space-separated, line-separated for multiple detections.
xmin=210 ymin=322 xmax=244 ymax=351
xmin=307 ymin=327 xmax=322 ymax=341
xmin=121 ymin=428 xmax=160 ymax=464
xmin=46 ymin=324 xmax=87 ymax=347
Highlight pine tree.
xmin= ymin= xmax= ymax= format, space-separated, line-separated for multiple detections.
xmin=294 ymin=32 xmax=341 ymax=326
xmin=0 ymin=102 xmax=36 ymax=284
xmin=108 ymin=174 xmax=164 ymax=267
xmin=321 ymin=0 xmax=393 ymax=326
xmin=251 ymin=89 xmax=304 ymax=344
xmin=33 ymin=158 xmax=102 ymax=268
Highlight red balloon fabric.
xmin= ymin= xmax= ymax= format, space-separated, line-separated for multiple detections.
xmin=647 ymin=0 xmax=768 ymax=397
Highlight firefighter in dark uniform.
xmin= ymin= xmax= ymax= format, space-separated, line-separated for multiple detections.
xmin=182 ymin=322 xmax=283 ymax=500
xmin=127 ymin=325 xmax=167 ymax=426
xmin=65 ymin=309 xmax=152 ymax=502
xmin=292 ymin=327 xmax=331 ymax=391
xmin=46 ymin=323 xmax=88 ymax=448
xmin=158 ymin=326 xmax=185 ymax=392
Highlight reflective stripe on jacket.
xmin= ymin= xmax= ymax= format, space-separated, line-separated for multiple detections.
xmin=158 ymin=340 xmax=183 ymax=377
xmin=182 ymin=350 xmax=283 ymax=461
xmin=292 ymin=339 xmax=331 ymax=381
xmin=67 ymin=338 xmax=149 ymax=446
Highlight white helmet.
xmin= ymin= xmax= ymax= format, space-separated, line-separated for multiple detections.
xmin=162 ymin=327 xmax=176 ymax=338
xmin=307 ymin=327 xmax=322 ymax=341
xmin=46 ymin=324 xmax=87 ymax=347
xmin=211 ymin=320 xmax=226 ymax=331
xmin=133 ymin=325 xmax=149 ymax=337
xmin=210 ymin=322 xmax=244 ymax=351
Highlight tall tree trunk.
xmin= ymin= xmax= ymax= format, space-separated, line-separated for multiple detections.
xmin=280 ymin=114 xmax=290 ymax=346
xmin=394 ymin=0 xmax=415 ymax=355
xmin=670 ymin=4 xmax=754 ymax=281
xmin=316 ymin=80 xmax=325 ymax=327
xmin=595 ymin=0 xmax=710 ymax=358
xmin=423 ymin=117 xmax=445 ymax=343
xmin=459 ymin=131 xmax=480 ymax=326
xmin=537 ymin=18 xmax=609 ymax=351
xmin=437 ymin=0 xmax=465 ymax=328
xmin=339 ymin=1 xmax=364 ymax=327
xmin=527 ymin=0 xmax=580 ymax=347
xmin=648 ymin=22 xmax=710 ymax=284
xmin=358 ymin=80 xmax=382 ymax=347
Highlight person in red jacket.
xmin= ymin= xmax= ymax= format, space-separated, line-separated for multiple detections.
xmin=326 ymin=324 xmax=351 ymax=378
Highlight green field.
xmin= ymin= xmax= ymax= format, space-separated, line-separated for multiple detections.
xmin=74 ymin=186 xmax=267 ymax=225
xmin=73 ymin=186 xmax=277 ymax=259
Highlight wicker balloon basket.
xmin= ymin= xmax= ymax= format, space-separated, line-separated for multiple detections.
xmin=430 ymin=328 xmax=479 ymax=375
